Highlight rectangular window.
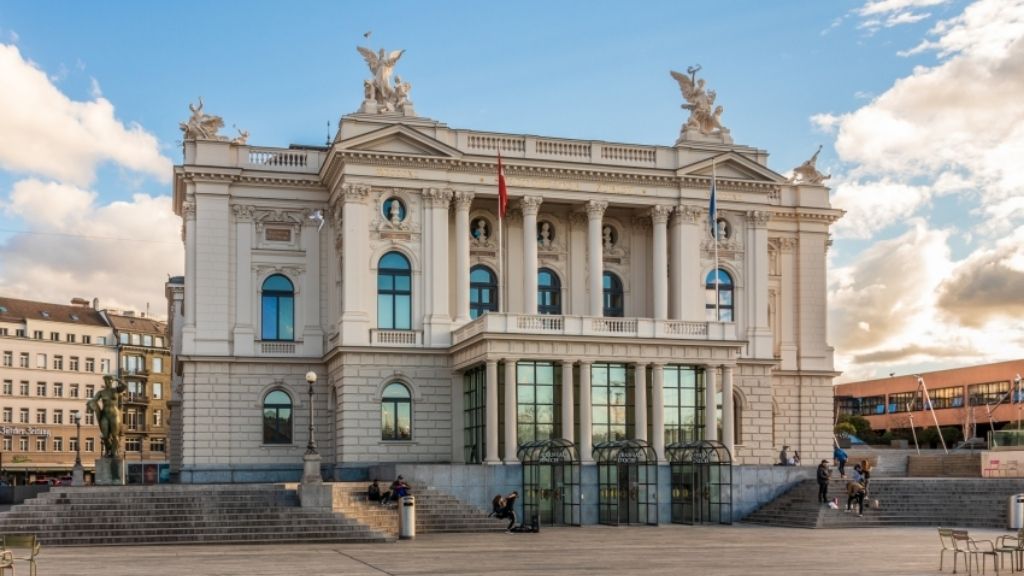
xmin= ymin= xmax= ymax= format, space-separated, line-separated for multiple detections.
xmin=15 ymin=329 xmax=24 ymax=338
xmin=0 ymin=328 xmax=6 ymax=335
xmin=70 ymin=409 xmax=80 ymax=424
xmin=100 ymin=359 xmax=110 ymax=373
xmin=155 ymin=336 xmax=164 ymax=348
xmin=35 ymin=436 xmax=46 ymax=451
xmin=969 ymin=381 xmax=1011 ymax=406
xmin=123 ymin=355 xmax=144 ymax=374
xmin=150 ymin=437 xmax=166 ymax=453
xmin=2 ymin=437 xmax=9 ymax=451
xmin=591 ymin=363 xmax=632 ymax=444
xmin=126 ymin=409 xmax=139 ymax=430
xmin=2 ymin=351 xmax=10 ymax=367
xmin=2 ymin=408 xmax=10 ymax=422
xmin=85 ymin=437 xmax=94 ymax=452
xmin=2 ymin=380 xmax=10 ymax=395
xmin=515 ymin=361 xmax=559 ymax=444
xmin=53 ymin=382 xmax=63 ymax=397
xmin=18 ymin=408 xmax=28 ymax=423
xmin=85 ymin=411 xmax=95 ymax=425
xmin=19 ymin=437 xmax=27 ymax=451
xmin=36 ymin=409 xmax=46 ymax=424
xmin=69 ymin=437 xmax=78 ymax=452
xmin=152 ymin=357 xmax=163 ymax=373
xmin=70 ymin=383 xmax=79 ymax=398
xmin=82 ymin=335 xmax=91 ymax=344
xmin=50 ymin=331 xmax=59 ymax=341
xmin=96 ymin=336 xmax=106 ymax=345
xmin=85 ymin=384 xmax=95 ymax=398
xmin=19 ymin=353 xmax=28 ymax=368
xmin=85 ymin=358 xmax=95 ymax=372
xmin=36 ymin=382 xmax=46 ymax=396
xmin=19 ymin=381 xmax=28 ymax=396
xmin=53 ymin=409 xmax=63 ymax=424
xmin=67 ymin=333 xmax=75 ymax=343
xmin=127 ymin=381 xmax=144 ymax=400
xmin=53 ymin=437 xmax=63 ymax=451
xmin=53 ymin=355 xmax=63 ymax=370
xmin=664 ymin=365 xmax=705 ymax=445
xmin=153 ymin=409 xmax=163 ymax=427
xmin=119 ymin=333 xmax=129 ymax=345
xmin=131 ymin=333 xmax=141 ymax=346
xmin=463 ymin=365 xmax=486 ymax=464
xmin=69 ymin=357 xmax=79 ymax=371
xmin=152 ymin=382 xmax=163 ymax=400
xmin=36 ymin=353 xmax=46 ymax=368
xmin=125 ymin=437 xmax=141 ymax=452
xmin=888 ymin=391 xmax=917 ymax=413
xmin=32 ymin=330 xmax=42 ymax=340
xmin=858 ymin=395 xmax=887 ymax=416
xmin=143 ymin=334 xmax=153 ymax=347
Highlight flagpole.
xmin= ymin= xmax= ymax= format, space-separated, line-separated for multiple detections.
xmin=712 ymin=159 xmax=720 ymax=320
xmin=497 ymin=149 xmax=505 ymax=314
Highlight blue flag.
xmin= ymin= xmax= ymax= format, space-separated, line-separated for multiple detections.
xmin=708 ymin=176 xmax=717 ymax=239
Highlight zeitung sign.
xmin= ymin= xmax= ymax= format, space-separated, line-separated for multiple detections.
xmin=1 ymin=426 xmax=51 ymax=437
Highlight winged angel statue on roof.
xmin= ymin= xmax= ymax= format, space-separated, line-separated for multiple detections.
xmin=670 ymin=65 xmax=730 ymax=141
xmin=357 ymin=46 xmax=414 ymax=114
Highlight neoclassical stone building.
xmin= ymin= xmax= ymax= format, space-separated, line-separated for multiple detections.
xmin=171 ymin=57 xmax=840 ymax=521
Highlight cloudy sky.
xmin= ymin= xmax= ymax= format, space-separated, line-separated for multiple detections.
xmin=0 ymin=0 xmax=1021 ymax=381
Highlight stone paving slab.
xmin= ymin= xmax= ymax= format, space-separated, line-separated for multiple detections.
xmin=32 ymin=524 xmax=1006 ymax=575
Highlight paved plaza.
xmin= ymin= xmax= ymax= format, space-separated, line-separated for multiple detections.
xmin=36 ymin=524 xmax=989 ymax=575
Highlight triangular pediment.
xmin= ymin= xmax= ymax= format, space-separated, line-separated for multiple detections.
xmin=338 ymin=124 xmax=463 ymax=158
xmin=678 ymin=152 xmax=786 ymax=183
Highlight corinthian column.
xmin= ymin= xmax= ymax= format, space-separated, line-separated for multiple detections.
xmin=721 ymin=364 xmax=735 ymax=457
xmin=651 ymin=205 xmax=672 ymax=320
xmin=521 ymin=197 xmax=543 ymax=315
xmin=586 ymin=201 xmax=607 ymax=316
xmin=340 ymin=184 xmax=371 ymax=345
xmin=705 ymin=365 xmax=718 ymax=442
xmin=454 ymin=192 xmax=474 ymax=324
xmin=485 ymin=359 xmax=500 ymax=464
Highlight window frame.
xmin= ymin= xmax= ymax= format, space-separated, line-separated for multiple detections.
xmin=381 ymin=382 xmax=413 ymax=441
xmin=377 ymin=252 xmax=413 ymax=330
xmin=469 ymin=264 xmax=498 ymax=319
xmin=705 ymin=269 xmax=735 ymax=322
xmin=602 ymin=272 xmax=624 ymax=318
xmin=261 ymin=274 xmax=296 ymax=342
xmin=537 ymin=268 xmax=562 ymax=315
xmin=262 ymin=389 xmax=293 ymax=445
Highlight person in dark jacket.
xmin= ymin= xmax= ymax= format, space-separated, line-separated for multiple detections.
xmin=502 ymin=491 xmax=519 ymax=531
xmin=816 ymin=460 xmax=831 ymax=504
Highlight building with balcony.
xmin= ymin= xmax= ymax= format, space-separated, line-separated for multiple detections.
xmin=0 ymin=296 xmax=116 ymax=483
xmin=170 ymin=59 xmax=841 ymax=521
xmin=835 ymin=360 xmax=1024 ymax=442
xmin=102 ymin=312 xmax=171 ymax=483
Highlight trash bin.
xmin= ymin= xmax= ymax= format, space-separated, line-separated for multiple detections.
xmin=399 ymin=496 xmax=416 ymax=539
xmin=1009 ymin=494 xmax=1024 ymax=530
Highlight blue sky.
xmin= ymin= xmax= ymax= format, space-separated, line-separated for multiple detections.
xmin=1 ymin=0 xmax=1022 ymax=381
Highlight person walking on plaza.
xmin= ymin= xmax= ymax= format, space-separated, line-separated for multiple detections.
xmin=816 ymin=460 xmax=831 ymax=505
xmin=860 ymin=459 xmax=872 ymax=494
xmin=834 ymin=445 xmax=848 ymax=478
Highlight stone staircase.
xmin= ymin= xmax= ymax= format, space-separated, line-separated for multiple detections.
xmin=328 ymin=482 xmax=508 ymax=535
xmin=743 ymin=477 xmax=1024 ymax=529
xmin=0 ymin=484 xmax=392 ymax=546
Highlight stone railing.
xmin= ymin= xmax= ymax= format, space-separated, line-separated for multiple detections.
xmin=451 ymin=313 xmax=735 ymax=344
xmin=454 ymin=131 xmax=664 ymax=169
xmin=260 ymin=342 xmax=296 ymax=354
xmin=243 ymin=147 xmax=324 ymax=174
xmin=370 ymin=329 xmax=422 ymax=346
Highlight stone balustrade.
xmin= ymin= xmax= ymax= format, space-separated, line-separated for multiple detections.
xmin=451 ymin=313 xmax=733 ymax=345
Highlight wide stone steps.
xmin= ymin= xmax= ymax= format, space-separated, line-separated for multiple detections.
xmin=0 ymin=484 xmax=391 ymax=546
xmin=743 ymin=477 xmax=1024 ymax=529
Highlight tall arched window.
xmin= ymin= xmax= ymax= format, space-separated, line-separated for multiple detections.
xmin=381 ymin=382 xmax=412 ymax=440
xmin=470 ymin=265 xmax=498 ymax=319
xmin=261 ymin=275 xmax=294 ymax=341
xmin=262 ymin=390 xmax=293 ymax=444
xmin=378 ymin=252 xmax=412 ymax=329
xmin=603 ymin=272 xmax=624 ymax=317
xmin=705 ymin=269 xmax=734 ymax=322
xmin=538 ymin=268 xmax=562 ymax=315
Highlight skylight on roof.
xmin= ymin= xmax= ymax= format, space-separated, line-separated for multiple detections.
xmin=0 ymin=306 xmax=7 ymax=313
xmin=40 ymin=311 xmax=49 ymax=318
xmin=71 ymin=314 xmax=80 ymax=321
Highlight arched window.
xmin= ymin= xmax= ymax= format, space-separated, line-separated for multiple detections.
xmin=381 ymin=382 xmax=412 ymax=440
xmin=262 ymin=390 xmax=292 ymax=444
xmin=470 ymin=265 xmax=498 ymax=319
xmin=603 ymin=272 xmax=624 ymax=317
xmin=378 ymin=252 xmax=412 ymax=330
xmin=261 ymin=275 xmax=294 ymax=341
xmin=538 ymin=268 xmax=562 ymax=315
xmin=705 ymin=269 xmax=734 ymax=322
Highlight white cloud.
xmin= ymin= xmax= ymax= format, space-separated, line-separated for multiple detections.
xmin=0 ymin=181 xmax=183 ymax=317
xmin=0 ymin=43 xmax=171 ymax=187
xmin=858 ymin=0 xmax=949 ymax=17
xmin=884 ymin=11 xmax=931 ymax=26
xmin=826 ymin=0 xmax=1024 ymax=379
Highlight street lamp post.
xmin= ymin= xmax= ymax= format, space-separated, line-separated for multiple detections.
xmin=72 ymin=413 xmax=84 ymax=486
xmin=301 ymin=371 xmax=322 ymax=484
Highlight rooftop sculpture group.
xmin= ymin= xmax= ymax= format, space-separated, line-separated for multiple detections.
xmin=357 ymin=46 xmax=415 ymax=115
xmin=671 ymin=65 xmax=732 ymax=144
xmin=179 ymin=97 xmax=248 ymax=144
xmin=789 ymin=145 xmax=831 ymax=185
